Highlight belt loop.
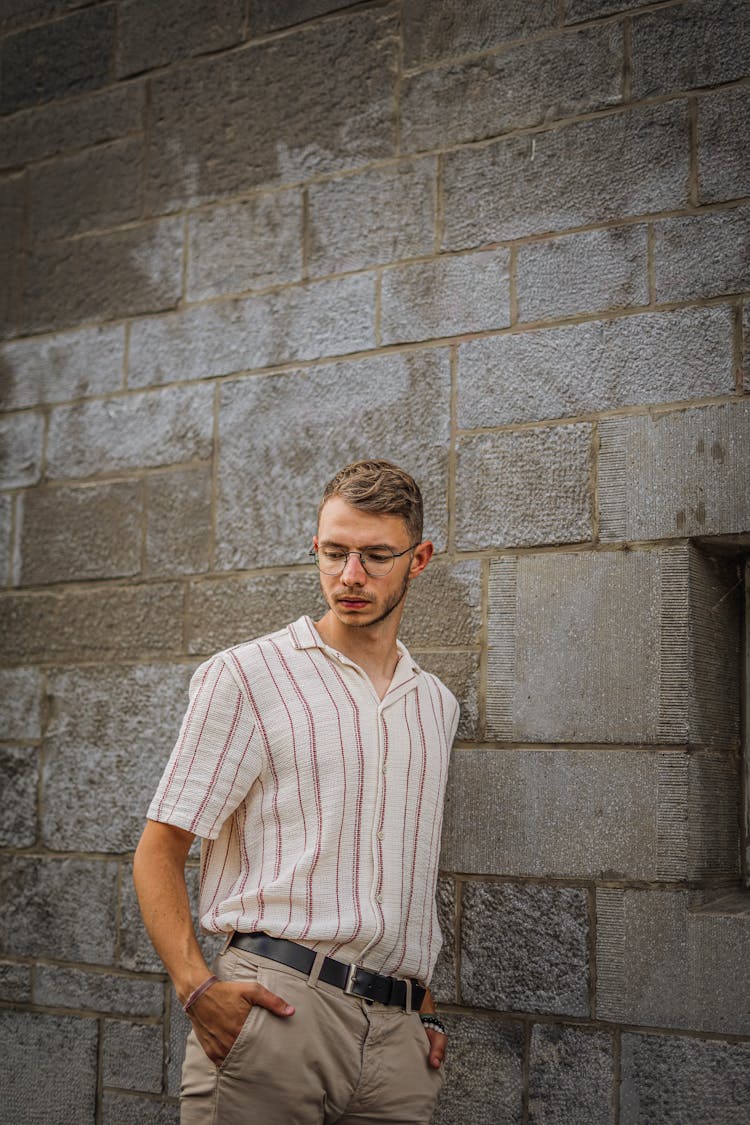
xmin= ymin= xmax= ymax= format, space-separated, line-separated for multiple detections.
xmin=306 ymin=950 xmax=326 ymax=990
xmin=404 ymin=978 xmax=413 ymax=1015
xmin=220 ymin=930 xmax=235 ymax=955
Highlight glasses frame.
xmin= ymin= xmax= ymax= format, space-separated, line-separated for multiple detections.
xmin=309 ymin=543 xmax=421 ymax=578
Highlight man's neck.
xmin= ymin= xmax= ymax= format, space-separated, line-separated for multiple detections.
xmin=314 ymin=609 xmax=403 ymax=687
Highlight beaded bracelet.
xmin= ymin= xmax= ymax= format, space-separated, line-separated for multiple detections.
xmin=183 ymin=974 xmax=219 ymax=1013
xmin=419 ymin=1014 xmax=447 ymax=1036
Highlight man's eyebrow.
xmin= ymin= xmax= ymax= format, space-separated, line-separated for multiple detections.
xmin=318 ymin=539 xmax=397 ymax=551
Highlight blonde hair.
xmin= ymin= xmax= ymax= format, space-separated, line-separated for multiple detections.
xmin=319 ymin=460 xmax=424 ymax=543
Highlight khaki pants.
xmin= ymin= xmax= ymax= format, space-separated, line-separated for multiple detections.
xmin=181 ymin=943 xmax=443 ymax=1125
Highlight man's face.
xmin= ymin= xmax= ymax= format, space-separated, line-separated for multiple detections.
xmin=314 ymin=497 xmax=427 ymax=630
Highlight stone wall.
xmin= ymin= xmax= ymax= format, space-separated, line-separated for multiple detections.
xmin=1 ymin=1 xmax=749 ymax=1122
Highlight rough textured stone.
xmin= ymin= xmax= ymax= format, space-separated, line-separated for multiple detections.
xmin=0 ymin=174 xmax=24 ymax=337
xmin=597 ymin=889 xmax=750 ymax=1034
xmin=0 ymin=5 xmax=115 ymax=113
xmin=516 ymin=225 xmax=648 ymax=322
xmin=187 ymin=570 xmax=324 ymax=654
xmin=698 ymin=85 xmax=750 ymax=204
xmin=620 ymin=1031 xmax=750 ymax=1124
xmin=46 ymin=383 xmax=213 ymax=479
xmin=216 ymin=350 xmax=451 ymax=568
xmin=455 ymin=425 xmax=592 ymax=549
xmin=654 ymin=206 xmax=750 ymax=302
xmin=433 ymin=1014 xmax=525 ymax=1125
xmin=459 ymin=307 xmax=730 ymax=428
xmin=529 ymin=1024 xmax=614 ymax=1125
xmin=103 ymin=1020 xmax=164 ymax=1093
xmin=632 ymin=0 xmax=750 ymax=99
xmin=0 ymin=1010 xmax=98 ymax=1125
xmin=429 ymin=877 xmax=456 ymax=1005
xmin=0 ymin=857 xmax=118 ymax=962
xmin=461 ymin=882 xmax=589 ymax=1015
xmin=598 ymin=400 xmax=750 ymax=541
xmin=0 ymin=324 xmax=125 ymax=410
xmin=0 ymin=85 xmax=144 ymax=172
xmin=103 ymin=1095 xmax=180 ymax=1125
xmin=745 ymin=302 xmax=750 ymax=393
xmin=0 ymin=961 xmax=32 ymax=1002
xmin=19 ymin=481 xmax=143 ymax=586
xmin=128 ymin=274 xmax=376 ymax=387
xmin=307 ymin=159 xmax=436 ymax=275
xmin=0 ymin=667 xmax=43 ymax=739
xmin=415 ymin=651 xmax=479 ymax=742
xmin=564 ymin=0 xmax=644 ymax=20
xmin=117 ymin=0 xmax=244 ymax=78
xmin=187 ymin=190 xmax=303 ymax=301
xmin=486 ymin=548 xmax=741 ymax=748
xmin=398 ymin=560 xmax=482 ymax=648
xmin=35 ymin=966 xmax=163 ymax=1015
xmin=145 ymin=468 xmax=211 ymax=577
xmin=0 ymin=411 xmax=44 ymax=488
xmin=42 ymin=664 xmax=192 ymax=852
xmin=0 ymin=0 xmax=95 ymax=33
xmin=402 ymin=24 xmax=623 ymax=150
xmin=380 ymin=250 xmax=511 ymax=346
xmin=403 ymin=0 xmax=557 ymax=68
xmin=251 ymin=0 xmax=355 ymax=33
xmin=0 ymin=747 xmax=38 ymax=847
xmin=119 ymin=864 xmax=221 ymax=972
xmin=146 ymin=9 xmax=398 ymax=212
xmin=443 ymin=103 xmax=688 ymax=249
xmin=0 ymin=582 xmax=185 ymax=662
xmin=0 ymin=493 xmax=12 ymax=585
xmin=29 ymin=139 xmax=143 ymax=242
xmin=23 ymin=219 xmax=183 ymax=334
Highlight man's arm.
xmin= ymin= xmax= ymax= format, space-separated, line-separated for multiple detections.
xmin=420 ymin=986 xmax=448 ymax=1069
xmin=133 ymin=819 xmax=294 ymax=1063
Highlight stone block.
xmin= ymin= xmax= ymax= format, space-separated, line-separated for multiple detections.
xmin=620 ymin=1031 xmax=750 ymax=1124
xmin=415 ymin=651 xmax=479 ymax=742
xmin=128 ymin=274 xmax=375 ymax=388
xmin=380 ymin=249 xmax=511 ymax=346
xmin=119 ymin=864 xmax=221 ymax=972
xmin=216 ymin=349 xmax=451 ymax=568
xmin=23 ymin=219 xmax=183 ymax=334
xmin=0 ymin=961 xmax=31 ymax=1002
xmin=0 ymin=1010 xmax=98 ymax=1125
xmin=0 ymin=6 xmax=115 ymax=113
xmin=429 ymin=877 xmax=456 ymax=1005
xmin=103 ymin=1095 xmax=180 ymax=1125
xmin=29 ymin=138 xmax=143 ymax=242
xmin=0 ymin=174 xmax=24 ymax=336
xmin=654 ymin=205 xmax=750 ymax=302
xmin=42 ymin=663 xmax=192 ymax=853
xmin=145 ymin=468 xmax=211 ymax=577
xmin=564 ymin=0 xmax=644 ymax=20
xmin=146 ymin=9 xmax=397 ymax=211
xmin=698 ymin=85 xmax=750 ymax=203
xmin=0 ymin=747 xmax=38 ymax=847
xmin=461 ymin=881 xmax=590 ymax=1015
xmin=187 ymin=190 xmax=302 ymax=301
xmin=307 ymin=159 xmax=436 ymax=276
xmin=529 ymin=1024 xmax=614 ymax=1125
xmin=0 ymin=411 xmax=44 ymax=488
xmin=0 ymin=494 xmax=11 ymax=585
xmin=0 ymin=667 xmax=43 ymax=739
xmin=402 ymin=24 xmax=623 ymax=151
xmin=433 ymin=1014 xmax=525 ymax=1125
xmin=455 ymin=425 xmax=593 ymax=549
xmin=0 ymin=85 xmax=144 ymax=171
xmin=117 ymin=0 xmax=244 ymax=78
xmin=0 ymin=582 xmax=185 ymax=662
xmin=597 ymin=889 xmax=750 ymax=1034
xmin=19 ymin=481 xmax=142 ymax=586
xmin=103 ymin=1020 xmax=164 ymax=1093
xmin=458 ymin=307 xmax=730 ymax=428
xmin=187 ymin=570 xmax=324 ymax=655
xmin=516 ymin=225 xmax=648 ymax=322
xmin=46 ymin=383 xmax=213 ymax=479
xmin=486 ymin=548 xmax=741 ymax=748
xmin=251 ymin=1 xmax=354 ymax=32
xmin=0 ymin=856 xmax=118 ymax=962
xmin=0 ymin=324 xmax=125 ymax=410
xmin=167 ymin=992 xmax=190 ymax=1095
xmin=632 ymin=0 xmax=750 ymax=99
xmin=745 ymin=302 xmax=750 ymax=392
xmin=598 ymin=400 xmax=750 ymax=541
xmin=398 ymin=560 xmax=482 ymax=648
xmin=0 ymin=1 xmax=91 ymax=33
xmin=443 ymin=103 xmax=688 ymax=249
xmin=35 ymin=966 xmax=163 ymax=1015
xmin=403 ymin=0 xmax=557 ymax=68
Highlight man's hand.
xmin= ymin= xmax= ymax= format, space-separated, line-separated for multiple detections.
xmin=187 ymin=978 xmax=294 ymax=1064
xmin=424 ymin=1025 xmax=447 ymax=1069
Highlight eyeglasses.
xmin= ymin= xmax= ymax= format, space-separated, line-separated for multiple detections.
xmin=309 ymin=544 xmax=420 ymax=577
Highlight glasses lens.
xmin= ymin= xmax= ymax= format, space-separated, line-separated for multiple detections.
xmin=314 ymin=550 xmax=395 ymax=576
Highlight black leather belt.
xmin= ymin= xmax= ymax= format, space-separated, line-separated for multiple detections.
xmin=230 ymin=932 xmax=426 ymax=1011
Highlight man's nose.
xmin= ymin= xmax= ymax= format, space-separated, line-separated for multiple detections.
xmin=341 ymin=553 xmax=367 ymax=583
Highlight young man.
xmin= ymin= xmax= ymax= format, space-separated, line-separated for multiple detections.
xmin=134 ymin=460 xmax=460 ymax=1124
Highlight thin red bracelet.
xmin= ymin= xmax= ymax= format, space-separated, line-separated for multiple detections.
xmin=183 ymin=975 xmax=219 ymax=1013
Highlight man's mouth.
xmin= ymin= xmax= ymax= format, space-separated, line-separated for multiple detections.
xmin=337 ymin=597 xmax=371 ymax=608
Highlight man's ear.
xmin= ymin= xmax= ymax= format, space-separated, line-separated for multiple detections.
xmin=409 ymin=540 xmax=434 ymax=578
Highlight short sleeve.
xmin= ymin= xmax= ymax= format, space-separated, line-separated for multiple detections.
xmin=148 ymin=655 xmax=263 ymax=840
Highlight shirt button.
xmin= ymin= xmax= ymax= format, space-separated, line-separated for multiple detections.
xmin=376 ymin=893 xmax=383 ymax=903
xmin=377 ymin=830 xmax=384 ymax=841
xmin=382 ymin=764 xmax=387 ymax=775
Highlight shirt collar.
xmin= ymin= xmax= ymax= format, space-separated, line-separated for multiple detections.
xmin=288 ymin=615 xmax=421 ymax=675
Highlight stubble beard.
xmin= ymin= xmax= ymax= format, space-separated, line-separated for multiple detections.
xmin=327 ymin=573 xmax=410 ymax=629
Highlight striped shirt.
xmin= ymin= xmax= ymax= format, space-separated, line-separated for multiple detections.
xmin=148 ymin=615 xmax=459 ymax=983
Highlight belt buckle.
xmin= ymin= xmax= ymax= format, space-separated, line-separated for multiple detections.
xmin=343 ymin=963 xmax=360 ymax=997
